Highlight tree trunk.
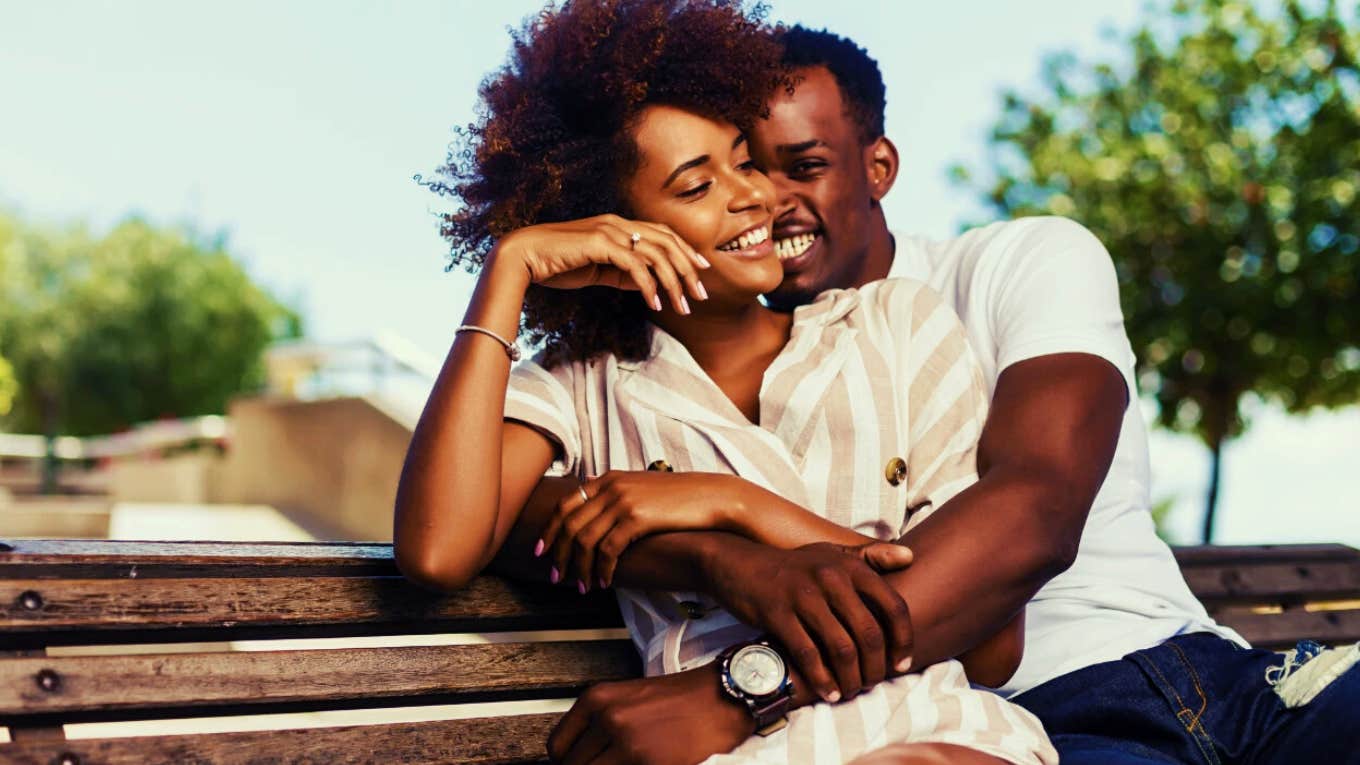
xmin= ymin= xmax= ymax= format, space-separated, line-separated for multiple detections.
xmin=1201 ymin=436 xmax=1224 ymax=543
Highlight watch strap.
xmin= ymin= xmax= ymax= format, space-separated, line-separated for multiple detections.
xmin=751 ymin=693 xmax=791 ymax=736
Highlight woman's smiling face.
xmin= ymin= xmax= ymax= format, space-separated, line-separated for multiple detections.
xmin=622 ymin=105 xmax=783 ymax=304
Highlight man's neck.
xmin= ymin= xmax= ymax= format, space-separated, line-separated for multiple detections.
xmin=851 ymin=206 xmax=896 ymax=288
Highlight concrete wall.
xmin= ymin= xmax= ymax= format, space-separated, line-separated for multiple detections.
xmin=217 ymin=396 xmax=412 ymax=541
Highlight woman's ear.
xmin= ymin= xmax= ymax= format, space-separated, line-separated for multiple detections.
xmin=865 ymin=136 xmax=900 ymax=203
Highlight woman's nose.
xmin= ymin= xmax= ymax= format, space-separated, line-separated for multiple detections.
xmin=728 ymin=170 xmax=773 ymax=213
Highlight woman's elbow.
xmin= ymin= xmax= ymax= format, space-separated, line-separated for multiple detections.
xmin=394 ymin=543 xmax=480 ymax=593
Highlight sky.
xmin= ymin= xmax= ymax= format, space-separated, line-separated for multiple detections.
xmin=1 ymin=0 xmax=1356 ymax=546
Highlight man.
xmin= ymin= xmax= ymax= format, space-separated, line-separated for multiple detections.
xmin=530 ymin=26 xmax=1360 ymax=765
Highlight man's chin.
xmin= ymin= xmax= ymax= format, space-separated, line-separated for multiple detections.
xmin=763 ymin=276 xmax=824 ymax=312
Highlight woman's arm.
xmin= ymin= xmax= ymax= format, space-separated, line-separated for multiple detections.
xmin=394 ymin=215 xmax=709 ymax=591
xmin=393 ymin=251 xmax=555 ymax=591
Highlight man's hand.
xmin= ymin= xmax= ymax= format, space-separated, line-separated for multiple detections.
xmin=702 ymin=538 xmax=914 ymax=703
xmin=548 ymin=663 xmax=752 ymax=765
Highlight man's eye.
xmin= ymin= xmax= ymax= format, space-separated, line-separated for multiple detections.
xmin=791 ymin=160 xmax=826 ymax=175
xmin=738 ymin=160 xmax=757 ymax=172
xmin=678 ymin=182 xmax=711 ymax=198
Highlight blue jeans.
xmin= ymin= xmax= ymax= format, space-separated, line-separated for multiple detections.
xmin=1011 ymin=633 xmax=1360 ymax=764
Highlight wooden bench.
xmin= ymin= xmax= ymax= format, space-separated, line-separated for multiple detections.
xmin=2 ymin=540 xmax=1358 ymax=764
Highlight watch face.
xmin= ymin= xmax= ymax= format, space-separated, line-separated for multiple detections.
xmin=731 ymin=644 xmax=786 ymax=697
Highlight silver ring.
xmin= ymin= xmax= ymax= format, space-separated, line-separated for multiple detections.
xmin=630 ymin=231 xmax=641 ymax=250
xmin=577 ymin=485 xmax=589 ymax=503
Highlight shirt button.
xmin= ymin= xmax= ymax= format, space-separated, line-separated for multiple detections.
xmin=676 ymin=600 xmax=708 ymax=619
xmin=647 ymin=459 xmax=674 ymax=472
xmin=885 ymin=457 xmax=908 ymax=487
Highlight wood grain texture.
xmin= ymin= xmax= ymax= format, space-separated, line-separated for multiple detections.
xmin=0 ymin=712 xmax=561 ymax=764
xmin=1213 ymin=608 xmax=1360 ymax=650
xmin=1182 ymin=559 xmax=1360 ymax=605
xmin=1 ymin=576 xmax=623 ymax=646
xmin=0 ymin=641 xmax=638 ymax=721
xmin=1174 ymin=544 xmax=1360 ymax=566
xmin=0 ymin=540 xmax=398 ymax=579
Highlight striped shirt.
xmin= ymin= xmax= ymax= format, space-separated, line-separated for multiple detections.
xmin=506 ymin=278 xmax=1055 ymax=764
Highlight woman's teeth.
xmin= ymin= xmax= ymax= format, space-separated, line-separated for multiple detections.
xmin=716 ymin=227 xmax=769 ymax=252
xmin=775 ymin=232 xmax=817 ymax=260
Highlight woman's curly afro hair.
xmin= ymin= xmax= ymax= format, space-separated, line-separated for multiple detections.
xmin=426 ymin=0 xmax=786 ymax=367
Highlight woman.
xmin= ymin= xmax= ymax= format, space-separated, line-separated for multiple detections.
xmin=395 ymin=2 xmax=1054 ymax=763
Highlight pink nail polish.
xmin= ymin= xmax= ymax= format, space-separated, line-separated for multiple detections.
xmin=533 ymin=539 xmax=545 ymax=557
xmin=650 ymin=294 xmax=663 ymax=312
xmin=895 ymin=657 xmax=913 ymax=673
xmin=826 ymin=690 xmax=842 ymax=703
xmin=599 ymin=577 xmax=608 ymax=589
xmin=549 ymin=566 xmax=560 ymax=584
xmin=695 ymin=253 xmax=712 ymax=268
xmin=679 ymin=296 xmax=691 ymax=315
xmin=695 ymin=282 xmax=709 ymax=301
xmin=577 ymin=580 xmax=588 ymax=595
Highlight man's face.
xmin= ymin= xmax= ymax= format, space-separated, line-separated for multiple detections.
xmin=750 ymin=66 xmax=878 ymax=310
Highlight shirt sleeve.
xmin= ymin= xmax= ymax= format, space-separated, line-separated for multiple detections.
xmin=989 ymin=216 xmax=1137 ymax=398
xmin=880 ymin=279 xmax=989 ymax=534
xmin=504 ymin=352 xmax=582 ymax=478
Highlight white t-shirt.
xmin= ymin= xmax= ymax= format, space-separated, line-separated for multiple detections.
xmin=888 ymin=216 xmax=1245 ymax=696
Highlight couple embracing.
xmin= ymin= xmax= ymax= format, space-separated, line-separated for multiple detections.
xmin=395 ymin=2 xmax=1360 ymax=763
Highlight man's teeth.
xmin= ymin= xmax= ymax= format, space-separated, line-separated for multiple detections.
xmin=716 ymin=227 xmax=769 ymax=252
xmin=775 ymin=233 xmax=818 ymax=260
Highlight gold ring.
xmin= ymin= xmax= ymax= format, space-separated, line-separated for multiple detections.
xmin=630 ymin=231 xmax=641 ymax=250
xmin=577 ymin=485 xmax=589 ymax=503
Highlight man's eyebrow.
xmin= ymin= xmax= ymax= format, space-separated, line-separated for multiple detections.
xmin=662 ymin=155 xmax=710 ymax=189
xmin=776 ymin=139 xmax=827 ymax=154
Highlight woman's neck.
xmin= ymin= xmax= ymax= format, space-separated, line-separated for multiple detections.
xmin=650 ymin=300 xmax=793 ymax=420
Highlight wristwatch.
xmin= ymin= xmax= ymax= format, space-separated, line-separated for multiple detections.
xmin=717 ymin=638 xmax=794 ymax=736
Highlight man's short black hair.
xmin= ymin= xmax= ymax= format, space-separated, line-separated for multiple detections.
xmin=778 ymin=25 xmax=886 ymax=144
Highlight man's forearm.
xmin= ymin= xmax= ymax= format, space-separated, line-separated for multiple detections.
xmin=882 ymin=465 xmax=1067 ymax=670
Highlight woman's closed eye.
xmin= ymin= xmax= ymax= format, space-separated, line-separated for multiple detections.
xmin=677 ymin=181 xmax=712 ymax=199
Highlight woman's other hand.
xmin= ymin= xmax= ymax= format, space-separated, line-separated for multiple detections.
xmin=538 ymin=470 xmax=741 ymax=592
xmin=494 ymin=214 xmax=710 ymax=314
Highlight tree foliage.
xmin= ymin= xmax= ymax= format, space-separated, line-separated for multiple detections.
xmin=0 ymin=211 xmax=302 ymax=437
xmin=960 ymin=0 xmax=1360 ymax=538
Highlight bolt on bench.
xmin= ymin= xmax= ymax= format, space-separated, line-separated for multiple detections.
xmin=2 ymin=540 xmax=1358 ymax=764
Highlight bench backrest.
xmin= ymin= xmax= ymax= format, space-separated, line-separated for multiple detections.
xmin=2 ymin=540 xmax=1358 ymax=764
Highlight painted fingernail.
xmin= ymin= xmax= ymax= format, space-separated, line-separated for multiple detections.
xmin=679 ymin=296 xmax=691 ymax=315
xmin=577 ymin=580 xmax=588 ymax=595
xmin=695 ymin=253 xmax=712 ymax=268
xmin=695 ymin=281 xmax=709 ymax=300
xmin=549 ymin=566 xmax=560 ymax=584
xmin=826 ymin=690 xmax=841 ymax=703
xmin=533 ymin=539 xmax=545 ymax=557
xmin=650 ymin=294 xmax=663 ymax=312
xmin=896 ymin=657 xmax=913 ymax=674
xmin=599 ymin=577 xmax=608 ymax=589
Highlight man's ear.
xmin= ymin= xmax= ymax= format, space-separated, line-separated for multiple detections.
xmin=864 ymin=136 xmax=899 ymax=203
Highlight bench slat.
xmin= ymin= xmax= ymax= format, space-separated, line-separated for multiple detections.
xmin=1213 ymin=608 xmax=1360 ymax=650
xmin=1 ymin=577 xmax=622 ymax=647
xmin=0 ymin=540 xmax=398 ymax=579
xmin=1174 ymin=544 xmax=1360 ymax=566
xmin=0 ymin=712 xmax=559 ymax=764
xmin=0 ymin=641 xmax=638 ymax=723
xmin=1181 ymin=560 xmax=1360 ymax=606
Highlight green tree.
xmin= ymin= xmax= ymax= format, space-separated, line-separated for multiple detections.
xmin=960 ymin=0 xmax=1360 ymax=541
xmin=0 ymin=212 xmax=302 ymax=443
xmin=0 ymin=353 xmax=16 ymax=417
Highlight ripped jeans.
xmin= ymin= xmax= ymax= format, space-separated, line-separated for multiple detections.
xmin=1011 ymin=632 xmax=1360 ymax=764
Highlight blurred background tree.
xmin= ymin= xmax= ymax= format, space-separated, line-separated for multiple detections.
xmin=958 ymin=0 xmax=1360 ymax=541
xmin=0 ymin=353 xmax=16 ymax=417
xmin=0 ymin=210 xmax=302 ymax=443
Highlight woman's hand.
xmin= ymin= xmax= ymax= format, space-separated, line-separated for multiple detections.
xmin=537 ymin=470 xmax=741 ymax=591
xmin=495 ymin=214 xmax=710 ymax=313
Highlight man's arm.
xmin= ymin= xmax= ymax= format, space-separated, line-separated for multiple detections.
xmin=879 ymin=351 xmax=1126 ymax=669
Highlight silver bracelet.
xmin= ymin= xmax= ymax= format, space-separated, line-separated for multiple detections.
xmin=456 ymin=324 xmax=521 ymax=361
